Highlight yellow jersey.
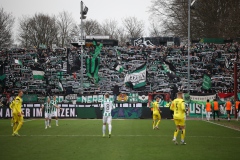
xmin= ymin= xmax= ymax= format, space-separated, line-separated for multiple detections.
xmin=151 ymin=101 xmax=160 ymax=114
xmin=172 ymin=98 xmax=185 ymax=119
xmin=12 ymin=96 xmax=23 ymax=114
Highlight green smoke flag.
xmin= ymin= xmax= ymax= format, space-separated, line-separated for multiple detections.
xmin=85 ymin=39 xmax=102 ymax=84
xmin=202 ymin=74 xmax=211 ymax=90
xmin=124 ymin=63 xmax=146 ymax=89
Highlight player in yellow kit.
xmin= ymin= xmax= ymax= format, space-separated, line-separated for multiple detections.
xmin=9 ymin=96 xmax=16 ymax=127
xmin=11 ymin=90 xmax=24 ymax=136
xmin=151 ymin=96 xmax=161 ymax=130
xmin=170 ymin=92 xmax=186 ymax=145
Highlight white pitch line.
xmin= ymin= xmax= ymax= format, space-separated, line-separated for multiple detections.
xmin=205 ymin=121 xmax=240 ymax=132
xmin=24 ymin=119 xmax=34 ymax=123
xmin=1 ymin=134 xmax=240 ymax=138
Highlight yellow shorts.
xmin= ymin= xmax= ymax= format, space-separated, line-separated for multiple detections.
xmin=174 ymin=119 xmax=185 ymax=126
xmin=153 ymin=112 xmax=161 ymax=120
xmin=13 ymin=113 xmax=24 ymax=124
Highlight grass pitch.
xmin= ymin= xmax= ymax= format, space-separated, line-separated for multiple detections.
xmin=0 ymin=119 xmax=239 ymax=160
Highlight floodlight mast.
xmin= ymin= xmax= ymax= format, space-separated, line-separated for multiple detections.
xmin=187 ymin=0 xmax=197 ymax=93
xmin=80 ymin=1 xmax=88 ymax=94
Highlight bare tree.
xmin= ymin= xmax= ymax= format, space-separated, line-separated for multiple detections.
xmin=149 ymin=21 xmax=162 ymax=37
xmin=122 ymin=16 xmax=145 ymax=38
xmin=114 ymin=27 xmax=128 ymax=46
xmin=149 ymin=0 xmax=240 ymax=39
xmin=18 ymin=16 xmax=31 ymax=48
xmin=0 ymin=7 xmax=14 ymax=48
xmin=100 ymin=19 xmax=118 ymax=39
xmin=57 ymin=11 xmax=74 ymax=48
xmin=18 ymin=13 xmax=58 ymax=48
xmin=84 ymin=19 xmax=101 ymax=36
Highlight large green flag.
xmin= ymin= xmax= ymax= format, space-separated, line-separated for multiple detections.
xmin=202 ymin=74 xmax=211 ymax=90
xmin=86 ymin=39 xmax=102 ymax=83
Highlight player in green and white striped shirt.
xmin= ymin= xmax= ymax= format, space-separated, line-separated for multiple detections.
xmin=41 ymin=97 xmax=53 ymax=129
xmin=50 ymin=95 xmax=61 ymax=126
xmin=101 ymin=93 xmax=115 ymax=138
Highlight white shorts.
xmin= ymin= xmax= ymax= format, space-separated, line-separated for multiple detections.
xmin=45 ymin=113 xmax=52 ymax=119
xmin=102 ymin=116 xmax=112 ymax=124
xmin=51 ymin=111 xmax=57 ymax=117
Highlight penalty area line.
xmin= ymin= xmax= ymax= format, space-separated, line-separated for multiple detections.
xmin=206 ymin=121 xmax=240 ymax=132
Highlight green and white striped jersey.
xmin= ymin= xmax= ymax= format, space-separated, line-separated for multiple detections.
xmin=51 ymin=100 xmax=58 ymax=112
xmin=43 ymin=102 xmax=53 ymax=114
xmin=101 ymin=99 xmax=115 ymax=116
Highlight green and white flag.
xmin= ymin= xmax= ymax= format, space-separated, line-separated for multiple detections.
xmin=32 ymin=70 xmax=44 ymax=80
xmin=124 ymin=63 xmax=146 ymax=89
xmin=202 ymin=74 xmax=211 ymax=90
xmin=14 ymin=59 xmax=22 ymax=66
xmin=115 ymin=65 xmax=123 ymax=73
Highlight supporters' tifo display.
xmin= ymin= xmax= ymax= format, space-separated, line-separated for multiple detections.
xmin=0 ymin=42 xmax=239 ymax=100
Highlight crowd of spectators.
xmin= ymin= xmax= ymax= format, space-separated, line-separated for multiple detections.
xmin=0 ymin=42 xmax=239 ymax=104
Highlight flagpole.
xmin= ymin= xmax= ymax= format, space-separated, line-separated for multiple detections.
xmin=80 ymin=1 xmax=84 ymax=95
xmin=187 ymin=0 xmax=191 ymax=93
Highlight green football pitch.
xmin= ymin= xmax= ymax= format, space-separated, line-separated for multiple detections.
xmin=0 ymin=119 xmax=239 ymax=160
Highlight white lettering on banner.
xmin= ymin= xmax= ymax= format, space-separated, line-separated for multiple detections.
xmin=59 ymin=108 xmax=75 ymax=117
xmin=69 ymin=104 xmax=75 ymax=108
xmin=34 ymin=104 xmax=41 ymax=107
xmin=70 ymin=108 xmax=75 ymax=117
xmin=92 ymin=95 xmax=98 ymax=102
xmin=36 ymin=108 xmax=42 ymax=117
xmin=136 ymin=103 xmax=142 ymax=107
xmin=87 ymin=96 xmax=92 ymax=103
xmin=129 ymin=103 xmax=135 ymax=107
xmin=61 ymin=104 xmax=68 ymax=108
xmin=25 ymin=108 xmax=30 ymax=117
xmin=190 ymin=95 xmax=216 ymax=101
xmin=195 ymin=104 xmax=201 ymax=114
xmin=0 ymin=108 xmax=2 ymax=117
xmin=76 ymin=105 xmax=85 ymax=107
xmin=82 ymin=96 xmax=87 ymax=103
xmin=189 ymin=103 xmax=195 ymax=113
xmin=65 ymin=94 xmax=77 ymax=100
xmin=27 ymin=104 xmax=34 ymax=107
xmin=5 ymin=109 xmax=11 ymax=117
xmin=125 ymin=71 xmax=146 ymax=84
xmin=92 ymin=104 xmax=99 ymax=107
xmin=65 ymin=108 xmax=69 ymax=117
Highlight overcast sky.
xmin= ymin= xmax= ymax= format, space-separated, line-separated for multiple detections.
xmin=1 ymin=0 xmax=153 ymax=42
